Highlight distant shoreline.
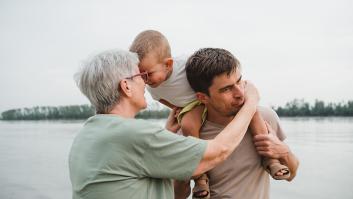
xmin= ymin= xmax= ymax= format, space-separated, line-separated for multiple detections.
xmin=1 ymin=99 xmax=353 ymax=120
xmin=2 ymin=115 xmax=353 ymax=121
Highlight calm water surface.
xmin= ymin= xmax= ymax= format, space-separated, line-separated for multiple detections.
xmin=0 ymin=117 xmax=352 ymax=199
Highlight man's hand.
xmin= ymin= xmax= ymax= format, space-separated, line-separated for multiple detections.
xmin=253 ymin=123 xmax=289 ymax=159
xmin=165 ymin=107 xmax=181 ymax=133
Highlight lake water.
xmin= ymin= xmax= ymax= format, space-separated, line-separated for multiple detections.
xmin=0 ymin=117 xmax=353 ymax=199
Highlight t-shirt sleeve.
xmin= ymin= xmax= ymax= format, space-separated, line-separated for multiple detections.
xmin=137 ymin=124 xmax=207 ymax=181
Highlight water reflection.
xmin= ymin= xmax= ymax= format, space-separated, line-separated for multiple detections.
xmin=272 ymin=117 xmax=353 ymax=199
xmin=0 ymin=117 xmax=352 ymax=199
xmin=280 ymin=117 xmax=353 ymax=145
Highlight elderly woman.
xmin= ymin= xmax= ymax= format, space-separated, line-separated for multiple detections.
xmin=69 ymin=49 xmax=259 ymax=199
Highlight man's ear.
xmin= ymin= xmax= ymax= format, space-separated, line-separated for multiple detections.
xmin=164 ymin=57 xmax=174 ymax=71
xmin=119 ymin=79 xmax=132 ymax=97
xmin=196 ymin=92 xmax=209 ymax=104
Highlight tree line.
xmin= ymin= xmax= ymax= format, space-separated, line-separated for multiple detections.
xmin=273 ymin=99 xmax=353 ymax=117
xmin=0 ymin=104 xmax=170 ymax=120
xmin=1 ymin=99 xmax=353 ymax=120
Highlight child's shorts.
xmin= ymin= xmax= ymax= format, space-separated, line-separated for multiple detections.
xmin=177 ymin=100 xmax=207 ymax=125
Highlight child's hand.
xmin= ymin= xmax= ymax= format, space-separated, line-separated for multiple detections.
xmin=165 ymin=107 xmax=181 ymax=133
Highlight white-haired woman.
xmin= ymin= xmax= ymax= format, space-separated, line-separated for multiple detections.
xmin=69 ymin=49 xmax=259 ymax=199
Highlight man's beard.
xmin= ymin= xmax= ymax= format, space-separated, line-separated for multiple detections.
xmin=226 ymin=110 xmax=239 ymax=117
xmin=225 ymin=103 xmax=244 ymax=117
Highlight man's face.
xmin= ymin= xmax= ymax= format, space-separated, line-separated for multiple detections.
xmin=204 ymin=69 xmax=245 ymax=117
xmin=138 ymin=52 xmax=170 ymax=88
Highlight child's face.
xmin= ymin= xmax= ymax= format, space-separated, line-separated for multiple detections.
xmin=139 ymin=53 xmax=171 ymax=88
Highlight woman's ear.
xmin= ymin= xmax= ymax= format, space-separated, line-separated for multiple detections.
xmin=119 ymin=79 xmax=133 ymax=97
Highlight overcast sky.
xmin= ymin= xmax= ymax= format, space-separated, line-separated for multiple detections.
xmin=0 ymin=0 xmax=352 ymax=112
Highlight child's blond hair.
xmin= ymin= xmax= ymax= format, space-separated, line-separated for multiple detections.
xmin=129 ymin=30 xmax=171 ymax=62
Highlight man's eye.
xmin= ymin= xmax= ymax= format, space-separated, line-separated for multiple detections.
xmin=222 ymin=87 xmax=232 ymax=92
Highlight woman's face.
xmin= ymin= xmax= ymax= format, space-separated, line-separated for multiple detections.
xmin=129 ymin=68 xmax=148 ymax=110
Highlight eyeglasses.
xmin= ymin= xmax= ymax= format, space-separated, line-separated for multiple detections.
xmin=126 ymin=71 xmax=149 ymax=83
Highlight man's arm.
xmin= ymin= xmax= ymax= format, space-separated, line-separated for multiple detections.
xmin=253 ymin=123 xmax=299 ymax=181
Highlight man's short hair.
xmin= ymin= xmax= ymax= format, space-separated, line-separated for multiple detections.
xmin=129 ymin=30 xmax=171 ymax=61
xmin=186 ymin=48 xmax=241 ymax=96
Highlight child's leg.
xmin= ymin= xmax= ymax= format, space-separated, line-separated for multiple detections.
xmin=180 ymin=105 xmax=210 ymax=198
xmin=250 ymin=110 xmax=290 ymax=180
xmin=249 ymin=110 xmax=267 ymax=136
xmin=180 ymin=104 xmax=204 ymax=138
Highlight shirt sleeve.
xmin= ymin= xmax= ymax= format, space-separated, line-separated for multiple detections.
xmin=136 ymin=124 xmax=207 ymax=181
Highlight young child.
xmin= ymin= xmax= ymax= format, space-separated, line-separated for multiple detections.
xmin=129 ymin=30 xmax=290 ymax=199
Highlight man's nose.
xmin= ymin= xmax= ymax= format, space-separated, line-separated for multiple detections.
xmin=232 ymin=84 xmax=244 ymax=98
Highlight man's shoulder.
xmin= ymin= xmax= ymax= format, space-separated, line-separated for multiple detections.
xmin=258 ymin=106 xmax=280 ymax=122
xmin=258 ymin=106 xmax=286 ymax=140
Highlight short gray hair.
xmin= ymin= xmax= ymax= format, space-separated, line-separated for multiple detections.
xmin=75 ymin=49 xmax=139 ymax=114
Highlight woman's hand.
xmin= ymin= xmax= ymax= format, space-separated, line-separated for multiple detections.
xmin=244 ymin=81 xmax=260 ymax=107
xmin=165 ymin=107 xmax=181 ymax=133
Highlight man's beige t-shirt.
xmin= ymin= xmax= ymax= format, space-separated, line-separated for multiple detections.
xmin=200 ymin=106 xmax=286 ymax=199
